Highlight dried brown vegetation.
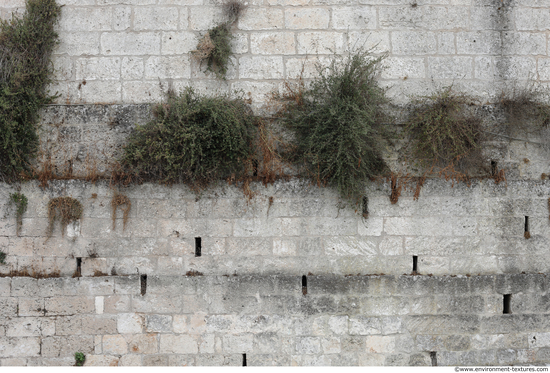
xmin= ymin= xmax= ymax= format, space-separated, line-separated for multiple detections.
xmin=0 ymin=267 xmax=60 ymax=278
xmin=46 ymin=197 xmax=83 ymax=238
xmin=111 ymin=193 xmax=131 ymax=231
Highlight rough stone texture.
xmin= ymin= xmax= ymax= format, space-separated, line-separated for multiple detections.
xmin=2 ymin=0 xmax=549 ymax=106
xmin=0 ymin=274 xmax=548 ymax=366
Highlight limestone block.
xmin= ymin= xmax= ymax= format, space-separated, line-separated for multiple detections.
xmin=456 ymin=31 xmax=500 ymax=54
xmin=102 ymin=334 xmax=127 ymax=355
xmin=296 ymin=32 xmax=345 ymax=54
xmin=82 ymin=315 xmax=117 ymax=335
xmin=104 ymin=295 xmax=131 ymax=313
xmin=41 ymin=335 xmax=94 ymax=358
xmin=381 ymin=57 xmax=425 ymax=80
xmin=146 ymin=314 xmax=172 ymax=333
xmin=223 ymin=334 xmax=254 ymax=353
xmin=328 ymin=315 xmax=348 ymax=335
xmin=145 ymin=56 xmax=191 ymax=80
xmin=161 ymin=31 xmax=197 ymax=55
xmin=113 ymin=6 xmax=131 ymax=31
xmin=239 ymin=8 xmax=284 ymax=30
xmin=238 ymin=57 xmax=285 ymax=80
xmin=124 ymin=333 xmax=158 ymax=354
xmin=117 ymin=313 xmax=144 ymax=334
xmin=515 ymin=8 xmax=550 ymax=31
xmin=58 ymin=7 xmax=112 ymax=32
xmin=429 ymin=57 xmax=473 ymax=79
xmin=45 ymin=296 xmax=95 ymax=316
xmin=55 ymin=316 xmax=82 ymax=336
xmin=250 ymin=32 xmax=296 ymax=55
xmin=160 ymin=334 xmax=198 ymax=354
xmin=391 ymin=31 xmax=437 ymax=55
xmin=285 ymin=8 xmax=329 ymax=29
xmin=273 ymin=239 xmax=297 ymax=256
xmin=189 ymin=6 xmax=224 ymax=30
xmin=75 ymin=58 xmax=121 ymax=81
xmin=295 ymin=337 xmax=321 ymax=354
xmin=332 ymin=6 xmax=376 ymax=29
xmin=135 ymin=7 xmax=178 ymax=31
xmin=0 ymin=337 xmax=40 ymax=358
xmin=101 ymin=32 xmax=161 ymax=56
xmin=121 ymin=57 xmax=144 ymax=80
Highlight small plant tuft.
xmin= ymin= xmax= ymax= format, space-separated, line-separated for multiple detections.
xmin=403 ymin=87 xmax=486 ymax=178
xmin=74 ymin=352 xmax=85 ymax=367
xmin=499 ymin=85 xmax=550 ymax=130
xmin=276 ymin=49 xmax=390 ymax=205
xmin=193 ymin=23 xmax=233 ymax=79
xmin=0 ymin=251 xmax=6 ymax=265
xmin=47 ymin=197 xmax=83 ymax=238
xmin=9 ymin=192 xmax=28 ymax=236
xmin=0 ymin=0 xmax=61 ymax=182
xmin=222 ymin=0 xmax=247 ymax=23
xmin=121 ymin=88 xmax=257 ymax=191
xmin=111 ymin=193 xmax=131 ymax=231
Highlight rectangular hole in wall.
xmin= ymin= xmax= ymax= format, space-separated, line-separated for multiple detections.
xmin=195 ymin=237 xmax=202 ymax=257
xmin=74 ymin=258 xmax=82 ymax=277
xmin=242 ymin=354 xmax=247 ymax=366
xmin=252 ymin=159 xmax=258 ymax=177
xmin=503 ymin=294 xmax=511 ymax=314
xmin=430 ymin=351 xmax=437 ymax=366
xmin=302 ymin=275 xmax=307 ymax=295
xmin=362 ymin=196 xmax=369 ymax=218
xmin=524 ymin=216 xmax=530 ymax=239
xmin=140 ymin=274 xmax=147 ymax=296
xmin=412 ymin=256 xmax=418 ymax=274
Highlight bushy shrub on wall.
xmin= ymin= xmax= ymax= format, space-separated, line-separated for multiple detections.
xmin=0 ymin=0 xmax=61 ymax=182
xmin=403 ymin=87 xmax=486 ymax=177
xmin=121 ymin=88 xmax=257 ymax=190
xmin=276 ymin=49 xmax=390 ymax=205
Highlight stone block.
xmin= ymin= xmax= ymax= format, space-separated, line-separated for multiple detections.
xmin=250 ymin=32 xmax=296 ymax=55
xmin=295 ymin=336 xmax=321 ymax=354
xmin=285 ymin=8 xmax=329 ymax=29
xmin=125 ymin=333 xmax=158 ymax=354
xmin=45 ymin=296 xmax=95 ymax=316
xmin=58 ymin=7 xmax=112 ymax=32
xmin=134 ymin=7 xmax=178 ymax=31
xmin=117 ymin=313 xmax=144 ymax=334
xmin=0 ymin=337 xmax=40 ymax=358
xmin=100 ymin=32 xmax=161 ymax=56
xmin=82 ymin=315 xmax=117 ymax=335
xmin=296 ymin=32 xmax=345 ymax=54
xmin=392 ymin=31 xmax=437 ymax=55
xmin=238 ymin=57 xmax=285 ymax=80
xmin=160 ymin=334 xmax=198 ymax=354
xmin=240 ymin=8 xmax=284 ymax=30
xmin=332 ymin=6 xmax=376 ymax=29
xmin=41 ymin=335 xmax=94 ymax=358
xmin=146 ymin=314 xmax=172 ymax=333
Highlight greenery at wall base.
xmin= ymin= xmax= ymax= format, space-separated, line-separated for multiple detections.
xmin=0 ymin=0 xmax=61 ymax=182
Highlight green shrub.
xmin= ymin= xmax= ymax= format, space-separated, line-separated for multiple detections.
xmin=0 ymin=251 xmax=6 ymax=265
xmin=277 ymin=49 xmax=390 ymax=205
xmin=9 ymin=192 xmax=28 ymax=236
xmin=74 ymin=352 xmax=85 ymax=366
xmin=403 ymin=87 xmax=485 ymax=175
xmin=121 ymin=88 xmax=257 ymax=190
xmin=193 ymin=23 xmax=233 ymax=79
xmin=0 ymin=0 xmax=61 ymax=182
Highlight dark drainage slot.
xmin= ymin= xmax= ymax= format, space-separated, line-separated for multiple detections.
xmin=503 ymin=294 xmax=511 ymax=314
xmin=430 ymin=351 xmax=437 ymax=366
xmin=362 ymin=196 xmax=369 ymax=218
xmin=195 ymin=237 xmax=202 ymax=257
xmin=242 ymin=354 xmax=247 ymax=366
xmin=412 ymin=255 xmax=418 ymax=274
xmin=252 ymin=159 xmax=258 ymax=177
xmin=140 ymin=274 xmax=147 ymax=296
xmin=74 ymin=258 xmax=82 ymax=277
xmin=524 ymin=216 xmax=530 ymax=239
xmin=302 ymin=275 xmax=307 ymax=295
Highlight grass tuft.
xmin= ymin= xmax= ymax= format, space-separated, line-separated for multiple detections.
xmin=47 ymin=197 xmax=83 ymax=238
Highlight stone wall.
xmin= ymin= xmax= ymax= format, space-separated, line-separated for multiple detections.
xmin=2 ymin=274 xmax=550 ymax=366
xmin=2 ymin=0 xmax=550 ymax=107
xmin=1 ymin=0 xmax=550 ymax=366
